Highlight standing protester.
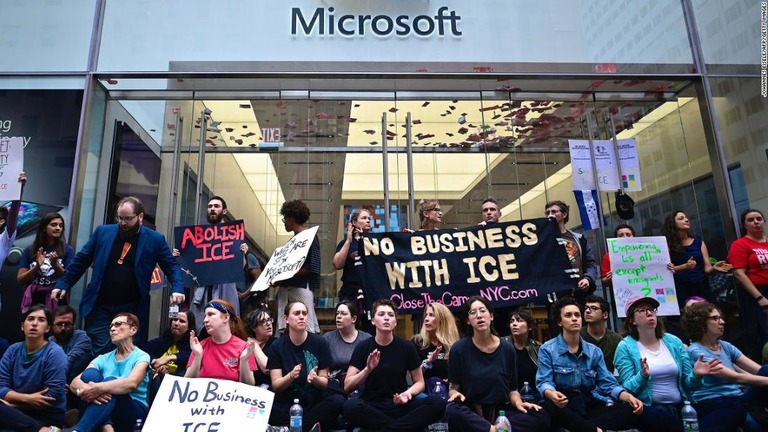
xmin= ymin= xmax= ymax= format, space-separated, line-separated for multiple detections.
xmin=545 ymin=200 xmax=598 ymax=305
xmin=274 ymin=200 xmax=321 ymax=334
xmin=727 ymin=208 xmax=768 ymax=360
xmin=479 ymin=196 xmax=502 ymax=226
xmin=0 ymin=172 xmax=28 ymax=266
xmin=417 ymin=199 xmax=443 ymax=231
xmin=52 ymin=197 xmax=184 ymax=354
xmin=18 ymin=212 xmax=75 ymax=312
xmin=180 ymin=196 xmax=241 ymax=333
xmin=333 ymin=208 xmax=372 ymax=304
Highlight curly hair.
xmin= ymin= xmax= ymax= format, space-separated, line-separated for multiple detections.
xmin=681 ymin=301 xmax=720 ymax=342
xmin=280 ymin=200 xmax=311 ymax=225
xmin=550 ymin=296 xmax=582 ymax=327
xmin=545 ymin=200 xmax=569 ymax=223
xmin=662 ymin=210 xmax=693 ymax=254
xmin=415 ymin=302 xmax=460 ymax=354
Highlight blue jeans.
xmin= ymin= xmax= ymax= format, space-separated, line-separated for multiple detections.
xmin=85 ymin=302 xmax=139 ymax=355
xmin=74 ymin=368 xmax=148 ymax=432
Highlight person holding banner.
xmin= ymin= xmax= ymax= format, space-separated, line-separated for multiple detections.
xmin=275 ymin=200 xmax=321 ymax=334
xmin=18 ymin=212 xmax=75 ymax=313
xmin=342 ymin=299 xmax=446 ymax=432
xmin=417 ymin=199 xmax=443 ymax=231
xmin=0 ymin=305 xmax=67 ymax=432
xmin=333 ymin=208 xmax=372 ymax=303
xmin=68 ymin=312 xmax=151 ymax=432
xmin=185 ymin=300 xmax=256 ymax=385
xmin=663 ymin=210 xmax=731 ymax=307
xmin=614 ymin=296 xmax=723 ymax=432
xmin=183 ymin=196 xmax=241 ymax=334
xmin=536 ymin=296 xmax=644 ymax=432
xmin=0 ymin=172 xmax=27 ymax=266
xmin=600 ymin=224 xmax=636 ymax=287
xmin=445 ymin=297 xmax=550 ymax=432
xmin=244 ymin=307 xmax=277 ymax=388
xmin=728 ymin=208 xmax=768 ymax=361
xmin=52 ymin=196 xmax=185 ymax=354
xmin=545 ymin=201 xmax=598 ymax=305
xmin=682 ymin=301 xmax=768 ymax=431
xmin=267 ymin=301 xmax=344 ymax=431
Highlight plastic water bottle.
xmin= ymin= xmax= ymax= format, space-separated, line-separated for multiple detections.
xmin=289 ymin=399 xmax=303 ymax=432
xmin=433 ymin=379 xmax=448 ymax=400
xmin=681 ymin=401 xmax=699 ymax=431
xmin=133 ymin=418 xmax=143 ymax=432
xmin=520 ymin=381 xmax=536 ymax=403
xmin=494 ymin=410 xmax=512 ymax=432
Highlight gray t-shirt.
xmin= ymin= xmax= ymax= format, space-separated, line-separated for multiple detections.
xmin=323 ymin=329 xmax=372 ymax=376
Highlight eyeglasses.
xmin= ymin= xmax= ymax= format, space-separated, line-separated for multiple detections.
xmin=634 ymin=307 xmax=658 ymax=315
xmin=258 ymin=318 xmax=272 ymax=326
xmin=468 ymin=307 xmax=488 ymax=316
xmin=115 ymin=215 xmax=138 ymax=223
xmin=431 ymin=208 xmax=443 ymax=213
xmin=545 ymin=209 xmax=561 ymax=215
xmin=707 ymin=315 xmax=724 ymax=322
xmin=109 ymin=321 xmax=128 ymax=328
xmin=585 ymin=306 xmax=602 ymax=312
xmin=53 ymin=322 xmax=73 ymax=328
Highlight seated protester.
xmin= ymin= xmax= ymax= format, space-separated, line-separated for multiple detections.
xmin=507 ymin=309 xmax=542 ymax=396
xmin=68 ymin=312 xmax=150 ymax=432
xmin=322 ymin=301 xmax=371 ymax=394
xmin=342 ymin=299 xmax=446 ymax=432
xmin=243 ymin=308 xmax=277 ymax=388
xmin=0 ymin=305 xmax=67 ymax=431
xmin=614 ymin=297 xmax=722 ymax=432
xmin=580 ymin=295 xmax=622 ymax=374
xmin=682 ymin=301 xmax=768 ymax=432
xmin=446 ymin=297 xmax=550 ymax=432
xmin=140 ymin=309 xmax=195 ymax=405
xmin=185 ymin=300 xmax=256 ymax=384
xmin=49 ymin=306 xmax=93 ymax=385
xmin=267 ymin=301 xmax=344 ymax=431
xmin=411 ymin=302 xmax=459 ymax=385
xmin=665 ymin=296 xmax=706 ymax=344
xmin=536 ymin=296 xmax=644 ymax=432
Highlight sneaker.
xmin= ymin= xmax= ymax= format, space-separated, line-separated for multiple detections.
xmin=47 ymin=428 xmax=62 ymax=432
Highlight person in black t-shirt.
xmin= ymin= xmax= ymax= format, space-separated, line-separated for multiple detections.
xmin=267 ymin=301 xmax=344 ymax=431
xmin=411 ymin=302 xmax=459 ymax=383
xmin=342 ymin=299 xmax=445 ymax=432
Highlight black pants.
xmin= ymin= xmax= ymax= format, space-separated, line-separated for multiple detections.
xmin=446 ymin=402 xmax=550 ymax=432
xmin=342 ymin=395 xmax=446 ymax=432
xmin=0 ymin=402 xmax=62 ymax=431
xmin=269 ymin=394 xmax=345 ymax=432
xmin=543 ymin=395 xmax=639 ymax=432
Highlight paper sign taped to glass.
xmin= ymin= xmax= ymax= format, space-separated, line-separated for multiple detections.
xmin=0 ymin=137 xmax=24 ymax=201
xmin=568 ymin=138 xmax=641 ymax=192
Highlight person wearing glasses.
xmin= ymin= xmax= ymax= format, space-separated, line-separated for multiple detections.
xmin=243 ymin=307 xmax=277 ymax=388
xmin=0 ymin=305 xmax=67 ymax=432
xmin=185 ymin=299 xmax=256 ymax=384
xmin=536 ymin=296 xmax=644 ymax=432
xmin=52 ymin=196 xmax=184 ymax=354
xmin=614 ymin=297 xmax=723 ymax=431
xmin=545 ymin=201 xmax=598 ymax=305
xmin=682 ymin=301 xmax=768 ymax=431
xmin=67 ymin=312 xmax=151 ymax=432
xmin=580 ymin=295 xmax=622 ymax=374
xmin=17 ymin=212 xmax=75 ymax=313
xmin=48 ymin=305 xmax=93 ymax=410
xmin=417 ymin=199 xmax=443 ymax=231
xmin=140 ymin=309 xmax=195 ymax=405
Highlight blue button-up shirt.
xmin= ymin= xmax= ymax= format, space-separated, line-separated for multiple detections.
xmin=536 ymin=334 xmax=625 ymax=403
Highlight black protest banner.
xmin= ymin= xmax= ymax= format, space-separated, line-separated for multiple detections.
xmin=174 ymin=220 xmax=245 ymax=286
xmin=358 ymin=218 xmax=573 ymax=313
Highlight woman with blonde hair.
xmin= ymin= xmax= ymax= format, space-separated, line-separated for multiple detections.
xmin=417 ymin=199 xmax=442 ymax=231
xmin=412 ymin=302 xmax=460 ymax=383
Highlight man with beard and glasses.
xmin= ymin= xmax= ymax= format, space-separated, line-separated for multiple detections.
xmin=176 ymin=196 xmax=242 ymax=335
xmin=49 ymin=305 xmax=93 ymax=410
xmin=52 ymin=196 xmax=184 ymax=354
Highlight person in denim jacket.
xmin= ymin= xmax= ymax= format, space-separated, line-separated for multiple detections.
xmin=614 ymin=296 xmax=722 ymax=432
xmin=536 ymin=297 xmax=643 ymax=432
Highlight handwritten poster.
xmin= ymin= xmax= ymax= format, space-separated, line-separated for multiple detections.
xmin=568 ymin=139 xmax=642 ymax=192
xmin=250 ymin=225 xmax=319 ymax=292
xmin=145 ymin=376 xmax=274 ymax=432
xmin=617 ymin=138 xmax=642 ymax=192
xmin=174 ymin=220 xmax=246 ymax=286
xmin=0 ymin=137 xmax=24 ymax=201
xmin=608 ymin=236 xmax=678 ymax=318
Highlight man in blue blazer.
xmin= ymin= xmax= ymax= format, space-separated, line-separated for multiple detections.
xmin=52 ymin=196 xmax=184 ymax=354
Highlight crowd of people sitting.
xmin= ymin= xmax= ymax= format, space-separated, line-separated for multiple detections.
xmin=2 ymin=293 xmax=767 ymax=432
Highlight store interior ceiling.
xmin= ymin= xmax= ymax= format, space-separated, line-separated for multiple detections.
xmin=116 ymin=76 xmax=695 ymax=247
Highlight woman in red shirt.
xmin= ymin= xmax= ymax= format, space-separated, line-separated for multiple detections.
xmin=728 ymin=208 xmax=768 ymax=357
